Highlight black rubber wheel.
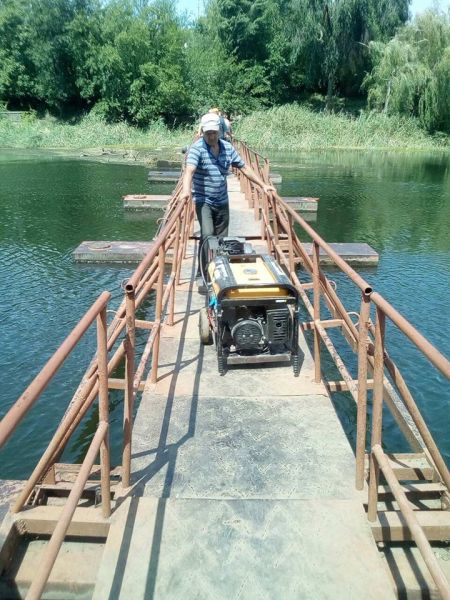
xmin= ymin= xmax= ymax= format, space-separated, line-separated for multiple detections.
xmin=199 ymin=307 xmax=212 ymax=345
xmin=218 ymin=354 xmax=226 ymax=376
xmin=292 ymin=353 xmax=300 ymax=377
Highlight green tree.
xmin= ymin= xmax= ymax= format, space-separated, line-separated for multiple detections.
xmin=364 ymin=11 xmax=450 ymax=132
xmin=0 ymin=0 xmax=34 ymax=106
xmin=92 ymin=0 xmax=191 ymax=124
xmin=0 ymin=0 xmax=100 ymax=111
xmin=0 ymin=0 xmax=191 ymax=123
xmin=189 ymin=0 xmax=293 ymax=113
xmin=66 ymin=0 xmax=105 ymax=105
xmin=287 ymin=0 xmax=409 ymax=105
xmin=25 ymin=0 xmax=79 ymax=109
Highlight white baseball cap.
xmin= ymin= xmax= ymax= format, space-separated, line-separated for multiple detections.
xmin=201 ymin=113 xmax=220 ymax=132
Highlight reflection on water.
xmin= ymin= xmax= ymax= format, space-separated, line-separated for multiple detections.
xmin=0 ymin=148 xmax=449 ymax=477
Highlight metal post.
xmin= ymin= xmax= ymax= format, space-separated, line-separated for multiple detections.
xmin=253 ymin=187 xmax=259 ymax=220
xmin=177 ymin=217 xmax=185 ymax=286
xmin=188 ymin=201 xmax=195 ymax=252
xmin=373 ymin=445 xmax=450 ymax=600
xmin=186 ymin=201 xmax=194 ymax=259
xmin=261 ymin=193 xmax=269 ymax=247
xmin=248 ymin=181 xmax=254 ymax=208
xmin=168 ymin=219 xmax=180 ymax=326
xmin=25 ymin=423 xmax=107 ymax=600
xmin=96 ymin=306 xmax=111 ymax=517
xmin=150 ymin=246 xmax=165 ymax=383
xmin=368 ymin=307 xmax=386 ymax=521
xmin=312 ymin=241 xmax=321 ymax=382
xmin=356 ymin=292 xmax=371 ymax=490
xmin=287 ymin=213 xmax=295 ymax=276
xmin=122 ymin=289 xmax=135 ymax=488
xmin=272 ymin=200 xmax=280 ymax=247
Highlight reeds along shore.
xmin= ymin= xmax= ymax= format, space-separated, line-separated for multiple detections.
xmin=0 ymin=105 xmax=448 ymax=152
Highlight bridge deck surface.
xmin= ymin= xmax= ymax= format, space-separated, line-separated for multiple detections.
xmin=93 ymin=177 xmax=395 ymax=598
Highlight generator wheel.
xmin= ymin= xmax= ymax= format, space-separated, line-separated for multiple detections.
xmin=218 ymin=354 xmax=226 ymax=376
xmin=199 ymin=307 xmax=212 ymax=345
xmin=292 ymin=353 xmax=300 ymax=377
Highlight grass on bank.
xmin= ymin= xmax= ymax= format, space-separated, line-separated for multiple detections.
xmin=0 ymin=104 xmax=448 ymax=152
xmin=234 ymin=105 xmax=449 ymax=151
xmin=0 ymin=111 xmax=192 ymax=152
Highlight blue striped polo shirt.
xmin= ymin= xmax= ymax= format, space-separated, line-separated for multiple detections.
xmin=186 ymin=138 xmax=245 ymax=205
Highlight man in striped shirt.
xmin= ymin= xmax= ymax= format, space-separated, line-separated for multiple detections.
xmin=182 ymin=113 xmax=275 ymax=282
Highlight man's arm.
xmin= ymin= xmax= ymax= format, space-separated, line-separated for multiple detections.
xmin=238 ymin=164 xmax=276 ymax=196
xmin=181 ymin=164 xmax=196 ymax=200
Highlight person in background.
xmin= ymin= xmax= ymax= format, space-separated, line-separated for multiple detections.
xmin=197 ymin=107 xmax=229 ymax=140
xmin=182 ymin=112 xmax=275 ymax=287
xmin=222 ymin=113 xmax=232 ymax=140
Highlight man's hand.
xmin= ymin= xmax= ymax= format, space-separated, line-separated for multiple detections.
xmin=239 ymin=164 xmax=276 ymax=195
xmin=262 ymin=184 xmax=276 ymax=195
xmin=181 ymin=164 xmax=196 ymax=202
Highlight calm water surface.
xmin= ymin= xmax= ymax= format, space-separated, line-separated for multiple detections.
xmin=0 ymin=148 xmax=448 ymax=478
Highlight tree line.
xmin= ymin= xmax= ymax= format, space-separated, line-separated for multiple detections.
xmin=0 ymin=0 xmax=449 ymax=133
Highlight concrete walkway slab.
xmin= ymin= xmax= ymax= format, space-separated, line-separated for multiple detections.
xmin=131 ymin=394 xmax=356 ymax=501
xmin=93 ymin=496 xmax=395 ymax=600
xmin=229 ymin=190 xmax=261 ymax=237
xmin=147 ymin=337 xmax=322 ymax=398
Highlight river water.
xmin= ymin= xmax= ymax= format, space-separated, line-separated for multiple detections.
xmin=0 ymin=148 xmax=448 ymax=479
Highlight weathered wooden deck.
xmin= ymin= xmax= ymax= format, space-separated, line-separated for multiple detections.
xmin=91 ymin=176 xmax=396 ymax=598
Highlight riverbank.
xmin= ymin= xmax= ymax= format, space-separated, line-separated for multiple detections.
xmin=236 ymin=105 xmax=449 ymax=151
xmin=0 ymin=105 xmax=448 ymax=154
xmin=0 ymin=112 xmax=191 ymax=164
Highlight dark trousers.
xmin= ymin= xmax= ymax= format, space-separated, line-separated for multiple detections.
xmin=195 ymin=202 xmax=229 ymax=277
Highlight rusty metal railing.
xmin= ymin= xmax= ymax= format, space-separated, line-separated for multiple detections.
xmin=25 ymin=423 xmax=109 ymax=600
xmin=235 ymin=138 xmax=450 ymax=597
xmin=0 ymin=292 xmax=112 ymax=600
xmin=0 ymin=181 xmax=193 ymax=597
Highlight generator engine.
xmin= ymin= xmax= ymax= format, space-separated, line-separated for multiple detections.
xmin=199 ymin=237 xmax=301 ymax=376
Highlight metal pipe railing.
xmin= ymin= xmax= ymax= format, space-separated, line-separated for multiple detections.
xmin=122 ymin=288 xmax=136 ymax=489
xmin=126 ymin=196 xmax=190 ymax=293
xmin=356 ymin=292 xmax=371 ymax=489
xmin=236 ymin=138 xmax=450 ymax=590
xmin=96 ymin=306 xmax=111 ymax=518
xmin=237 ymin=138 xmax=449 ymax=479
xmin=0 ymin=291 xmax=111 ymax=448
xmin=54 ymin=192 xmax=192 ymax=486
xmin=368 ymin=307 xmax=386 ymax=521
xmin=371 ymin=291 xmax=450 ymax=378
xmin=264 ymin=187 xmax=430 ymax=465
xmin=25 ymin=422 xmax=108 ymax=600
xmin=372 ymin=444 xmax=450 ymax=600
xmin=7 ymin=186 xmax=193 ymax=513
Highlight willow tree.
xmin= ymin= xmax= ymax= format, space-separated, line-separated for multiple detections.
xmin=287 ymin=0 xmax=408 ymax=106
xmin=364 ymin=11 xmax=450 ymax=132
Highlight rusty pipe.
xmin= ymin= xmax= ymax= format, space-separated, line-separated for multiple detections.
xmin=25 ymin=422 xmax=108 ymax=600
xmin=0 ymin=292 xmax=111 ymax=448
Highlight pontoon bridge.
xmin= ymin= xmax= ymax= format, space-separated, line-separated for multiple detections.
xmin=0 ymin=140 xmax=449 ymax=599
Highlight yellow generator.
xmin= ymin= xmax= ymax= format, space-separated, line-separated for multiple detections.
xmin=199 ymin=238 xmax=301 ymax=376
